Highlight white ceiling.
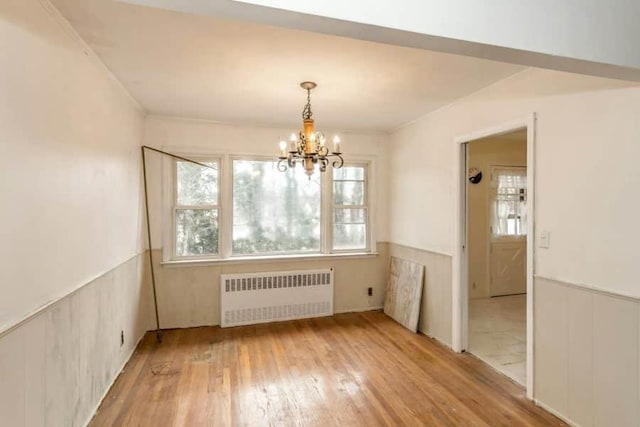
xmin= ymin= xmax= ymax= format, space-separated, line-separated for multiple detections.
xmin=50 ymin=0 xmax=524 ymax=132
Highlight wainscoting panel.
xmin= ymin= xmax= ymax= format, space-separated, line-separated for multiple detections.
xmin=153 ymin=243 xmax=389 ymax=329
xmin=534 ymin=279 xmax=569 ymax=417
xmin=0 ymin=253 xmax=152 ymax=427
xmin=534 ymin=277 xmax=640 ymax=427
xmin=567 ymin=288 xmax=593 ymax=427
xmin=592 ymin=292 xmax=638 ymax=426
xmin=387 ymin=243 xmax=452 ymax=346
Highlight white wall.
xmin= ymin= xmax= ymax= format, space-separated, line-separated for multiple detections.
xmin=0 ymin=1 xmax=152 ymax=425
xmin=142 ymin=116 xmax=391 ymax=327
xmin=390 ymin=68 xmax=640 ymax=297
xmin=389 ymin=67 xmax=640 ymax=425
xmin=0 ymin=0 xmax=146 ymax=333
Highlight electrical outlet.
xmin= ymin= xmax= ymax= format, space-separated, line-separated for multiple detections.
xmin=120 ymin=330 xmax=124 ymax=347
xmin=367 ymin=287 xmax=373 ymax=296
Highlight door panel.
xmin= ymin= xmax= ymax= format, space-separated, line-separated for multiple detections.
xmin=490 ymin=241 xmax=526 ymax=296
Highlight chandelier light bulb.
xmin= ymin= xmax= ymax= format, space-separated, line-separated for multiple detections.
xmin=333 ymin=135 xmax=341 ymax=153
xmin=288 ymin=133 xmax=297 ymax=153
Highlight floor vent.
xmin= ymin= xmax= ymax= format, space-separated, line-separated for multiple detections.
xmin=220 ymin=269 xmax=334 ymax=327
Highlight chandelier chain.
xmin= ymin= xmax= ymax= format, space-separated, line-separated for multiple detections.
xmin=302 ymin=88 xmax=313 ymax=120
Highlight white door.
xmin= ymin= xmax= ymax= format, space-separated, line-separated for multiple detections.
xmin=489 ymin=167 xmax=527 ymax=297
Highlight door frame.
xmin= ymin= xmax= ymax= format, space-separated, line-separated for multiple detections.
xmin=452 ymin=113 xmax=536 ymax=399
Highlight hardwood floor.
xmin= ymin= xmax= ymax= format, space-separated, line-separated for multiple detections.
xmin=90 ymin=312 xmax=563 ymax=426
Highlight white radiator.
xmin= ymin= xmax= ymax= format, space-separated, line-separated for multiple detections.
xmin=220 ymin=269 xmax=334 ymax=327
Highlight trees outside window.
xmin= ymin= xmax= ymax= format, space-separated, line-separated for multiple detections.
xmin=170 ymin=156 xmax=370 ymax=260
xmin=333 ymin=166 xmax=368 ymax=251
xmin=174 ymin=160 xmax=219 ymax=257
xmin=232 ymin=160 xmax=321 ymax=255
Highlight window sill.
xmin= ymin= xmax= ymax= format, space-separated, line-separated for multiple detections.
xmin=160 ymin=252 xmax=379 ymax=268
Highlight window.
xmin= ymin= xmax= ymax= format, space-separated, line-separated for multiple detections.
xmin=232 ymin=159 xmax=321 ymax=255
xmin=491 ymin=167 xmax=527 ymax=237
xmin=174 ymin=160 xmax=220 ymax=257
xmin=332 ymin=165 xmax=368 ymax=250
xmin=168 ymin=155 xmax=372 ymax=261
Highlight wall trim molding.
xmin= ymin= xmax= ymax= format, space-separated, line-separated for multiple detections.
xmin=0 ymin=251 xmax=147 ymax=339
xmin=535 ymin=275 xmax=640 ymax=303
xmin=334 ymin=306 xmax=383 ymax=315
xmin=385 ymin=241 xmax=452 ymax=258
xmin=533 ymin=399 xmax=579 ymax=427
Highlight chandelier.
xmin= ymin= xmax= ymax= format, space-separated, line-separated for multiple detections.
xmin=277 ymin=81 xmax=343 ymax=177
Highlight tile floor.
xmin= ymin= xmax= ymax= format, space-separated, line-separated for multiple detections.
xmin=468 ymin=294 xmax=526 ymax=385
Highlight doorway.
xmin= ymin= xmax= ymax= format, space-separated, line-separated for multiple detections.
xmin=466 ymin=132 xmax=527 ymax=385
xmin=452 ymin=114 xmax=535 ymax=398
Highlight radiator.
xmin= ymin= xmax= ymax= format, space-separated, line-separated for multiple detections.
xmin=220 ymin=269 xmax=334 ymax=327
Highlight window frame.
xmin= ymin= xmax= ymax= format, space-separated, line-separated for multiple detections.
xmin=329 ymin=161 xmax=371 ymax=254
xmin=166 ymin=154 xmax=223 ymax=262
xmin=162 ymin=151 xmax=375 ymax=263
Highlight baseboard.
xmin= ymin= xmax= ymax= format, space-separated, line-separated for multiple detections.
xmin=150 ymin=308 xmax=386 ymax=330
xmin=418 ymin=329 xmax=452 ymax=349
xmin=533 ymin=399 xmax=578 ymax=427
xmin=82 ymin=332 xmax=146 ymax=427
xmin=334 ymin=306 xmax=383 ymax=314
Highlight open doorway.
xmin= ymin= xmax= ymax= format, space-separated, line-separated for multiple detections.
xmin=466 ymin=130 xmax=527 ymax=385
xmin=452 ymin=114 xmax=535 ymax=398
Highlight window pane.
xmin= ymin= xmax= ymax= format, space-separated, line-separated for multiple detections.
xmin=334 ymin=208 xmax=366 ymax=224
xmin=334 ymin=224 xmax=366 ymax=250
xmin=333 ymin=181 xmax=364 ymax=205
xmin=333 ymin=166 xmax=364 ymax=181
xmin=232 ymin=160 xmax=321 ymax=255
xmin=175 ymin=209 xmax=218 ymax=256
xmin=492 ymin=168 xmax=527 ymax=237
xmin=177 ymin=161 xmax=218 ymax=205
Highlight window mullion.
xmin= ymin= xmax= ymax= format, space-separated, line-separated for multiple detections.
xmin=220 ymin=155 xmax=233 ymax=258
xmin=322 ymin=165 xmax=332 ymax=254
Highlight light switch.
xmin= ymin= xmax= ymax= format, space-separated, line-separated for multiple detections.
xmin=539 ymin=230 xmax=550 ymax=249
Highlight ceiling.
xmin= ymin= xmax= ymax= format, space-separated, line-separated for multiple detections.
xmin=50 ymin=0 xmax=525 ymax=132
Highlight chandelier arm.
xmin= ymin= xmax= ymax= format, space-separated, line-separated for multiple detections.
xmin=318 ymin=145 xmax=329 ymax=157
xmin=319 ymin=157 xmax=329 ymax=172
xmin=331 ymin=154 xmax=344 ymax=169
xmin=277 ymin=159 xmax=289 ymax=172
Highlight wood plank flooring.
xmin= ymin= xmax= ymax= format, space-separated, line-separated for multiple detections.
xmin=90 ymin=312 xmax=564 ymax=426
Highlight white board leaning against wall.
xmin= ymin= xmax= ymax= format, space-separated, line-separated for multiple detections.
xmin=384 ymin=256 xmax=424 ymax=332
